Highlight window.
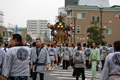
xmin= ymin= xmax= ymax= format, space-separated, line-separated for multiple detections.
xmin=77 ymin=12 xmax=86 ymax=19
xmin=97 ymin=16 xmax=100 ymax=23
xmin=77 ymin=26 xmax=80 ymax=33
xmin=92 ymin=16 xmax=95 ymax=22
xmin=3 ymin=31 xmax=5 ymax=36
xmin=106 ymin=29 xmax=112 ymax=34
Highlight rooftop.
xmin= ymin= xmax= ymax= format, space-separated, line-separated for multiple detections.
xmin=66 ymin=5 xmax=120 ymax=11
xmin=7 ymin=27 xmax=27 ymax=31
xmin=78 ymin=0 xmax=110 ymax=7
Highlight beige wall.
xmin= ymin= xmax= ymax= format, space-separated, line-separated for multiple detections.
xmin=67 ymin=9 xmax=120 ymax=44
xmin=0 ymin=27 xmax=8 ymax=37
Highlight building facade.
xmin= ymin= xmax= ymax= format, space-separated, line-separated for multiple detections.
xmin=0 ymin=10 xmax=4 ymax=26
xmin=27 ymin=20 xmax=51 ymax=42
xmin=0 ymin=26 xmax=13 ymax=41
xmin=40 ymin=20 xmax=51 ymax=42
xmin=66 ymin=5 xmax=120 ymax=44
xmin=7 ymin=27 xmax=27 ymax=42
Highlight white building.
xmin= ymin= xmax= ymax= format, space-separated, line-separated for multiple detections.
xmin=0 ymin=10 xmax=4 ymax=26
xmin=40 ymin=20 xmax=51 ymax=42
xmin=27 ymin=20 xmax=51 ymax=42
xmin=78 ymin=0 xmax=110 ymax=7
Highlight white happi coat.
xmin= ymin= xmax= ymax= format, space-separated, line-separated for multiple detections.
xmin=84 ymin=48 xmax=91 ymax=60
xmin=99 ymin=46 xmax=109 ymax=60
xmin=2 ymin=46 xmax=31 ymax=78
xmin=48 ymin=47 xmax=57 ymax=61
xmin=62 ymin=47 xmax=72 ymax=61
xmin=31 ymin=47 xmax=50 ymax=73
xmin=101 ymin=52 xmax=120 ymax=80
xmin=108 ymin=47 xmax=114 ymax=54
xmin=0 ymin=49 xmax=5 ymax=76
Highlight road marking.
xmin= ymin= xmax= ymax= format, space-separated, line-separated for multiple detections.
xmin=57 ymin=77 xmax=91 ymax=80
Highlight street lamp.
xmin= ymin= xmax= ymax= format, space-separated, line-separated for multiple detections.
xmin=99 ymin=8 xmax=103 ymax=43
xmin=74 ymin=16 xmax=76 ymax=44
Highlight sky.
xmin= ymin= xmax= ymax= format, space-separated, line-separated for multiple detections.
xmin=0 ymin=0 xmax=120 ymax=27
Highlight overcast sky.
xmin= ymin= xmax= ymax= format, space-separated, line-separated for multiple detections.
xmin=0 ymin=0 xmax=120 ymax=27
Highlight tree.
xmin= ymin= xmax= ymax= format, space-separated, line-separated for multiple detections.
xmin=26 ymin=34 xmax=32 ymax=42
xmin=0 ymin=34 xmax=3 ymax=44
xmin=86 ymin=21 xmax=106 ymax=46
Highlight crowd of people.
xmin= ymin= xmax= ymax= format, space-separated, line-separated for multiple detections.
xmin=0 ymin=34 xmax=120 ymax=80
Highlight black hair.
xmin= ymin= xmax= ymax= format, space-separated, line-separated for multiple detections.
xmin=32 ymin=42 xmax=36 ymax=47
xmin=66 ymin=43 xmax=68 ymax=47
xmin=114 ymin=41 xmax=120 ymax=51
xmin=77 ymin=43 xmax=81 ymax=47
xmin=36 ymin=38 xmax=41 ymax=41
xmin=101 ymin=42 xmax=105 ymax=46
xmin=87 ymin=45 xmax=90 ymax=48
xmin=72 ymin=44 xmax=74 ymax=47
xmin=4 ymin=41 xmax=8 ymax=47
xmin=77 ymin=46 xmax=81 ymax=50
xmin=51 ymin=45 xmax=54 ymax=48
xmin=47 ymin=44 xmax=50 ymax=47
xmin=83 ymin=43 xmax=86 ymax=47
xmin=12 ymin=34 xmax=22 ymax=43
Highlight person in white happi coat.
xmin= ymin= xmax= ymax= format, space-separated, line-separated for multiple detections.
xmin=48 ymin=44 xmax=58 ymax=70
xmin=30 ymin=42 xmax=36 ymax=78
xmin=84 ymin=45 xmax=91 ymax=69
xmin=71 ymin=43 xmax=77 ymax=77
xmin=73 ymin=46 xmax=85 ymax=80
xmin=0 ymin=43 xmax=5 ymax=77
xmin=54 ymin=44 xmax=59 ymax=66
xmin=62 ymin=43 xmax=72 ymax=70
xmin=59 ymin=45 xmax=64 ymax=66
xmin=82 ymin=43 xmax=87 ymax=52
xmin=99 ymin=42 xmax=109 ymax=69
xmin=101 ymin=41 xmax=120 ymax=80
xmin=108 ymin=44 xmax=114 ymax=54
xmin=2 ymin=41 xmax=8 ymax=52
xmin=30 ymin=38 xmax=50 ymax=80
xmin=0 ymin=34 xmax=31 ymax=80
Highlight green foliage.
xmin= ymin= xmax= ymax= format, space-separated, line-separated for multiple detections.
xmin=86 ymin=21 xmax=106 ymax=45
xmin=0 ymin=34 xmax=3 ymax=44
xmin=26 ymin=34 xmax=32 ymax=42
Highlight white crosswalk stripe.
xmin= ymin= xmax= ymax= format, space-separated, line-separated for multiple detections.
xmin=49 ymin=69 xmax=101 ymax=80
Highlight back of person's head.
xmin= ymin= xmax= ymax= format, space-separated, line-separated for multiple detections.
xmin=47 ymin=44 xmax=50 ymax=47
xmin=83 ymin=43 xmax=86 ymax=47
xmin=12 ymin=34 xmax=22 ymax=43
xmin=91 ymin=45 xmax=93 ymax=48
xmin=77 ymin=46 xmax=82 ymax=50
xmin=51 ymin=44 xmax=54 ymax=48
xmin=77 ymin=43 xmax=81 ymax=47
xmin=32 ymin=42 xmax=36 ymax=47
xmin=101 ymin=42 xmax=105 ymax=46
xmin=114 ymin=41 xmax=120 ymax=51
xmin=87 ymin=45 xmax=90 ymax=48
xmin=4 ymin=41 xmax=8 ymax=47
xmin=66 ymin=43 xmax=68 ymax=47
xmin=72 ymin=44 xmax=74 ymax=47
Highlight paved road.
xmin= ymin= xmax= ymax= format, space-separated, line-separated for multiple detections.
xmin=29 ymin=66 xmax=102 ymax=80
